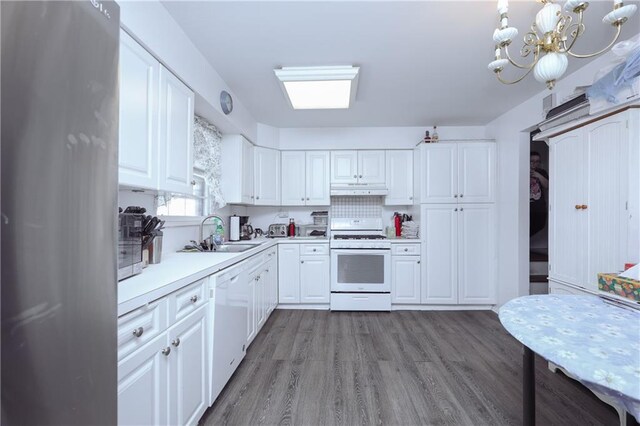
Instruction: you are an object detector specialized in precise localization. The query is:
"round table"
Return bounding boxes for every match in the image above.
[499,294,640,425]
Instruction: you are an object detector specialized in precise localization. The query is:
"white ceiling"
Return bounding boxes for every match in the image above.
[162,1,639,127]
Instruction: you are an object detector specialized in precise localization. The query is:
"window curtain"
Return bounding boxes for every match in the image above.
[193,115,226,210]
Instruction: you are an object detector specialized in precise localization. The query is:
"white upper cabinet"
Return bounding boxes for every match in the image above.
[417,142,495,203]
[306,151,330,206]
[221,135,255,205]
[241,138,254,204]
[358,151,386,184]
[385,150,414,205]
[118,30,159,190]
[281,151,330,206]
[118,32,196,195]
[254,147,280,205]
[331,151,358,184]
[158,67,195,194]
[457,143,496,203]
[331,151,385,185]
[281,151,306,205]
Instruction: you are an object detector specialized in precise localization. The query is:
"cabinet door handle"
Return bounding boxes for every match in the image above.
[301,198,305,201]
[306,197,310,201]
[454,208,458,212]
[313,248,317,252]
[191,180,196,186]
[161,347,171,356]
[359,175,363,178]
[454,194,458,198]
[409,196,413,200]
[190,295,199,303]
[460,208,464,212]
[353,175,357,178]
[404,248,408,252]
[460,194,463,198]
[417,260,421,264]
[132,327,144,338]
[256,196,260,200]
[172,338,180,347]
[300,260,304,264]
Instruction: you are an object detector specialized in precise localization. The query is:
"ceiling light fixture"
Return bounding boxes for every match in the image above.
[488,0,637,89]
[274,66,360,109]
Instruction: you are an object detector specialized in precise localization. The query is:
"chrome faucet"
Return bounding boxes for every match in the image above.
[200,214,225,250]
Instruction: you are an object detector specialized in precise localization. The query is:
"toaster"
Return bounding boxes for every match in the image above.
[268,223,288,238]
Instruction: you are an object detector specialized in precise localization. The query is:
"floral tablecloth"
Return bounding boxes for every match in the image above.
[499,295,640,421]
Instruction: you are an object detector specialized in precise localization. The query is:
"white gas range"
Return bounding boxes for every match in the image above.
[330,218,391,311]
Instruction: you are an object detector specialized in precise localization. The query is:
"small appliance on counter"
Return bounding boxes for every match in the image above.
[229,215,253,241]
[229,215,240,241]
[118,207,145,281]
[268,223,288,238]
[299,224,327,238]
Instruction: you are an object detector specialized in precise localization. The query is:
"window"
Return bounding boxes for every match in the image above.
[157,169,207,216]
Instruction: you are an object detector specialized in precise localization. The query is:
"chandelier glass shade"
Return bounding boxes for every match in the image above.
[488,0,638,89]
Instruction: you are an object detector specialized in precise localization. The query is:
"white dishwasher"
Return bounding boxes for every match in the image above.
[209,262,248,406]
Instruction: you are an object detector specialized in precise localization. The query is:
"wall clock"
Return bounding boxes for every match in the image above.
[220,90,233,115]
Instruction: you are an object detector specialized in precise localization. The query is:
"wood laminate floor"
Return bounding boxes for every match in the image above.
[200,310,618,426]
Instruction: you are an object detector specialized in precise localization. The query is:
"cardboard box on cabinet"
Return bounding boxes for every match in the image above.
[598,273,640,302]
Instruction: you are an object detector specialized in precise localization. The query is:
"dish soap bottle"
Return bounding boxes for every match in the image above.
[288,218,296,237]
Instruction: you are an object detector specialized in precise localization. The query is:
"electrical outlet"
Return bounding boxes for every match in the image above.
[277,210,288,218]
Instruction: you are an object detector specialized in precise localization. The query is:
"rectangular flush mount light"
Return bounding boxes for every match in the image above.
[274,66,359,109]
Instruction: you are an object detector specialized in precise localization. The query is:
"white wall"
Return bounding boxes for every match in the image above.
[256,123,280,149]
[485,48,631,307]
[279,126,487,150]
[118,0,258,142]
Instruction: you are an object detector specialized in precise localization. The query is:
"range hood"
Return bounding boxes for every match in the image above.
[330,183,388,196]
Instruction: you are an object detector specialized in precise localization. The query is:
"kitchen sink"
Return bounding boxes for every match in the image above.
[207,244,256,253]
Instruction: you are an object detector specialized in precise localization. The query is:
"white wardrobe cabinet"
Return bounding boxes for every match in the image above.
[415,142,495,204]
[549,109,637,292]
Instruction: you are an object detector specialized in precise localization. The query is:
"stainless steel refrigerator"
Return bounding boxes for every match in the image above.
[1,1,119,424]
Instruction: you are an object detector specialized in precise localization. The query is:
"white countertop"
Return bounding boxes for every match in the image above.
[388,238,421,243]
[117,237,330,316]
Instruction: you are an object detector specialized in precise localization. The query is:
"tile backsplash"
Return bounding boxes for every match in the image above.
[331,196,383,218]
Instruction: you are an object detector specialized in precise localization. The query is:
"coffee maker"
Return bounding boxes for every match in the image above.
[229,215,253,241]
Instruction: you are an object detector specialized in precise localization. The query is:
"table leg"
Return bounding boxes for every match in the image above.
[627,412,639,426]
[523,345,535,426]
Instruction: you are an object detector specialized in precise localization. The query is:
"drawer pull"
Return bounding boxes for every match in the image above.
[172,338,181,347]
[404,248,408,252]
[190,295,199,303]
[313,248,317,252]
[161,347,171,356]
[132,327,144,338]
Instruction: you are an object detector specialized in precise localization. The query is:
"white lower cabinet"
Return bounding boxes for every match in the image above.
[391,255,421,304]
[300,255,330,303]
[167,306,208,426]
[247,248,278,347]
[118,333,168,426]
[278,243,330,306]
[278,244,301,303]
[421,204,496,305]
[118,305,208,426]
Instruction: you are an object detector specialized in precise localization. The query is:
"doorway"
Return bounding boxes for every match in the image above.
[529,130,549,295]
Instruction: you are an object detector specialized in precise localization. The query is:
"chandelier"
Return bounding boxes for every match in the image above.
[488,0,637,89]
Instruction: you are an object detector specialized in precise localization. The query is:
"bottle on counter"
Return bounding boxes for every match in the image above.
[288,218,296,237]
[432,126,439,143]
